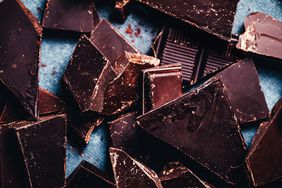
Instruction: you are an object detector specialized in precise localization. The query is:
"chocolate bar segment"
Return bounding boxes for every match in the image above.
[38,88,64,116]
[142,64,183,114]
[42,0,100,33]
[135,0,239,41]
[102,52,160,115]
[245,98,282,187]
[0,0,41,118]
[109,147,163,188]
[67,160,115,188]
[212,59,269,124]
[137,81,247,185]
[159,162,212,188]
[237,12,282,60]
[153,27,239,85]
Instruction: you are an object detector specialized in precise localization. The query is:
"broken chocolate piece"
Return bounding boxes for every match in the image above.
[134,0,239,41]
[237,12,282,60]
[0,0,42,118]
[42,0,100,33]
[245,98,282,187]
[153,27,240,85]
[137,80,247,185]
[159,162,212,188]
[38,88,64,116]
[109,147,163,188]
[212,59,269,124]
[102,52,160,115]
[1,114,67,187]
[67,160,115,188]
[142,64,183,114]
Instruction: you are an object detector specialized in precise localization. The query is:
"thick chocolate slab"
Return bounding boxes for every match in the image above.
[67,160,115,188]
[109,147,163,188]
[135,0,239,41]
[159,162,212,188]
[237,12,282,60]
[245,98,282,187]
[142,64,182,114]
[102,52,160,115]
[0,0,41,118]
[137,81,247,185]
[42,0,99,33]
[153,27,239,85]
[212,59,269,124]
[38,88,64,116]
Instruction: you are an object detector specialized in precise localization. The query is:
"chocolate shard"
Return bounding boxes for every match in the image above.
[0,0,42,118]
[0,114,67,188]
[142,63,183,114]
[134,0,239,41]
[38,88,64,116]
[159,162,212,188]
[137,80,247,185]
[237,12,282,60]
[153,27,240,85]
[42,0,100,33]
[102,51,160,115]
[67,160,115,188]
[212,59,269,125]
[109,147,163,188]
[245,98,282,187]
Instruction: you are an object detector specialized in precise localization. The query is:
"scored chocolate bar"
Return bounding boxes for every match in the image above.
[237,12,282,60]
[137,80,247,185]
[142,64,183,114]
[42,0,100,33]
[0,0,42,118]
[153,27,240,85]
[245,98,282,187]
[109,147,163,188]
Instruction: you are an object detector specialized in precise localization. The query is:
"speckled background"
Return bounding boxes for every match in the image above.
[21,0,282,177]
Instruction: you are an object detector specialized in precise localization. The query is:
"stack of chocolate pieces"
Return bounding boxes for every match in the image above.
[1,0,282,187]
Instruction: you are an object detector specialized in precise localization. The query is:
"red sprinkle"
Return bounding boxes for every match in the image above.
[134,27,141,37]
[125,25,133,35]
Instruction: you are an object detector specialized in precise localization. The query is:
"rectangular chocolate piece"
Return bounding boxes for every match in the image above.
[211,59,269,125]
[0,115,67,188]
[135,0,239,41]
[67,160,115,188]
[245,98,282,187]
[153,27,240,85]
[142,64,183,114]
[0,0,42,118]
[109,147,163,188]
[42,0,100,33]
[237,12,282,60]
[137,80,247,185]
[159,162,212,188]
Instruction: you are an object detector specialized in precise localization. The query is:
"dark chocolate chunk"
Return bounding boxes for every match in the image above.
[137,80,247,185]
[212,59,269,125]
[42,0,100,33]
[134,0,239,41]
[109,147,163,188]
[142,64,183,114]
[159,162,212,188]
[38,88,64,116]
[237,12,282,60]
[153,27,239,85]
[245,98,282,187]
[0,114,67,188]
[67,160,115,188]
[102,51,160,115]
[0,0,42,118]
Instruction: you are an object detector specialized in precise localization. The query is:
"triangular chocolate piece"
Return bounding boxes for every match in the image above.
[38,88,64,116]
[0,0,41,118]
[110,147,163,188]
[137,80,246,185]
[245,98,282,187]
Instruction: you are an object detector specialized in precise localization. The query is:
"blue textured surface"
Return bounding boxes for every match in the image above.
[21,0,282,177]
